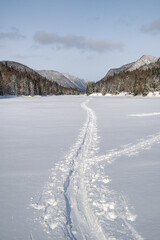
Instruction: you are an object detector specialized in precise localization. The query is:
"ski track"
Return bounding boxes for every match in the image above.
[129,112,160,117]
[30,99,160,240]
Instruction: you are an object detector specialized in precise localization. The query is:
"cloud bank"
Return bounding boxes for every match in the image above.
[0,28,26,40]
[141,18,160,34]
[34,32,123,53]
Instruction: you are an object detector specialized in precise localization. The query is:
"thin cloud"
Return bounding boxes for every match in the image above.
[33,32,124,53]
[12,53,40,59]
[141,18,160,34]
[0,28,26,40]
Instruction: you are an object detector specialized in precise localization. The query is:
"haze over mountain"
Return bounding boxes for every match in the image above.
[37,70,88,92]
[86,55,160,96]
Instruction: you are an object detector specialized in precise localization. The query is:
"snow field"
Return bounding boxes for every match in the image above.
[1,96,160,240]
[30,98,160,240]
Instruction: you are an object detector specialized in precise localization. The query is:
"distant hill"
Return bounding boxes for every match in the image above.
[86,55,160,96]
[37,70,88,92]
[105,55,158,78]
[0,61,79,96]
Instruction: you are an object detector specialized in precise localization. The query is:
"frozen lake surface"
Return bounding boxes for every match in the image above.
[0,95,160,240]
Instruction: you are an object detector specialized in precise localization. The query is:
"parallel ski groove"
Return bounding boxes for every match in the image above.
[30,99,160,240]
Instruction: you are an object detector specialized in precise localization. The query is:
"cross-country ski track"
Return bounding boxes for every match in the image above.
[31,98,160,240]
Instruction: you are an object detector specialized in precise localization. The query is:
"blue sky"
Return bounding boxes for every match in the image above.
[0,0,160,81]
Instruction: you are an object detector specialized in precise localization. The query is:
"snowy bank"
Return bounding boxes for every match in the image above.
[89,92,160,97]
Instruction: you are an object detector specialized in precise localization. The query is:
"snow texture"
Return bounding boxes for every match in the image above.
[0,96,160,240]
[129,112,160,117]
[89,91,160,98]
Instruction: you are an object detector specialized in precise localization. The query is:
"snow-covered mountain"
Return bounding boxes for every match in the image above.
[0,61,79,96]
[106,55,158,78]
[0,60,35,73]
[86,55,160,96]
[37,70,88,92]
[63,73,88,92]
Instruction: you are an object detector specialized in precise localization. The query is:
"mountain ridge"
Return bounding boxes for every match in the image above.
[86,55,160,96]
[0,61,79,96]
[37,70,88,92]
[105,55,158,78]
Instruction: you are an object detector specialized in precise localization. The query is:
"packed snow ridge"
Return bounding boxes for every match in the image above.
[31,98,160,240]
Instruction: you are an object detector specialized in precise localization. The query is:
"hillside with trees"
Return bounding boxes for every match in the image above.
[86,58,160,96]
[0,61,79,96]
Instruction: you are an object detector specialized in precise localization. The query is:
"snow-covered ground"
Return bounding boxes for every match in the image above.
[89,91,160,97]
[0,95,160,240]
